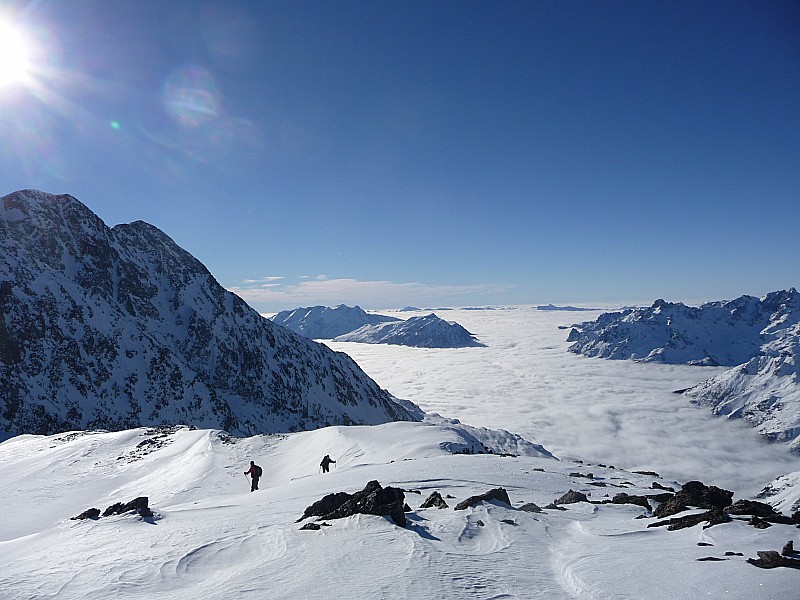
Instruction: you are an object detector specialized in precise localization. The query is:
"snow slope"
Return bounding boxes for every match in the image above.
[334,313,485,348]
[1,423,797,599]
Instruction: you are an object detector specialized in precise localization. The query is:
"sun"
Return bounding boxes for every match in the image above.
[0,19,31,86]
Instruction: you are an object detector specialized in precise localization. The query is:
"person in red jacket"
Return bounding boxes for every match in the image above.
[244,461,262,491]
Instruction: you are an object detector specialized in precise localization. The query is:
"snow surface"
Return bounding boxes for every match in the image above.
[325,307,800,496]
[2,423,798,599]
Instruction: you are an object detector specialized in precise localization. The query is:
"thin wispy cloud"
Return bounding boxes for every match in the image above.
[228,276,512,311]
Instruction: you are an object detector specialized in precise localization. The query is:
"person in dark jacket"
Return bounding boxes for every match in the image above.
[244,461,262,491]
[320,455,336,473]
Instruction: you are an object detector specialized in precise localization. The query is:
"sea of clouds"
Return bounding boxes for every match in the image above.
[325,306,800,496]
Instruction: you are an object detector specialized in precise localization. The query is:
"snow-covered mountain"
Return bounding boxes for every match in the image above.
[270,304,400,339]
[334,313,485,348]
[684,323,800,451]
[2,422,797,599]
[0,190,419,436]
[567,289,800,366]
[566,290,800,450]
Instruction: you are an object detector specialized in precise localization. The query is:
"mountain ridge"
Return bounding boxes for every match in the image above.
[0,190,419,436]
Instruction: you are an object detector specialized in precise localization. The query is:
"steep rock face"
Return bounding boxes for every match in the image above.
[567,290,800,366]
[270,304,399,339]
[684,324,800,451]
[333,313,485,348]
[0,190,420,436]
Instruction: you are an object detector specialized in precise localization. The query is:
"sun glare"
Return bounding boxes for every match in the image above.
[0,19,31,86]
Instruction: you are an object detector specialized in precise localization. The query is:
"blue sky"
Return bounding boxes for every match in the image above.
[1,1,798,311]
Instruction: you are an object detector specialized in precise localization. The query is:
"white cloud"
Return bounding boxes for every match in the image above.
[228,276,512,311]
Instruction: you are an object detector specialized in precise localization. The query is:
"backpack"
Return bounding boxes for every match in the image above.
[254,465,263,478]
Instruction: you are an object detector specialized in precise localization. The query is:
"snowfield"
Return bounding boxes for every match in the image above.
[1,423,798,600]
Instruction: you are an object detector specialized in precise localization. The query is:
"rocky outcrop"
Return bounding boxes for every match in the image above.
[298,480,407,527]
[554,490,589,506]
[0,190,420,436]
[747,550,800,569]
[420,491,448,509]
[454,488,511,510]
[71,496,153,520]
[653,481,733,518]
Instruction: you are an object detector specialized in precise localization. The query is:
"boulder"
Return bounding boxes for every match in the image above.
[606,493,651,510]
[725,499,780,518]
[747,550,800,569]
[782,540,795,556]
[519,502,543,513]
[554,490,589,505]
[298,480,407,527]
[102,497,153,518]
[71,507,100,520]
[454,488,511,510]
[653,481,733,518]
[648,509,730,531]
[420,491,448,509]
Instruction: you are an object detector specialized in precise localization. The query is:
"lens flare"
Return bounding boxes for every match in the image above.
[0,19,31,86]
[162,65,221,127]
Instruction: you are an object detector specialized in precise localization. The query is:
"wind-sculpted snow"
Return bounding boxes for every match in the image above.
[567,289,800,366]
[334,313,485,348]
[0,423,797,599]
[0,190,419,436]
[270,304,400,339]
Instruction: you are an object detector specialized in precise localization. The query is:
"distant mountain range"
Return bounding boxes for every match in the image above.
[272,305,484,348]
[567,290,800,450]
[270,304,400,339]
[0,190,420,436]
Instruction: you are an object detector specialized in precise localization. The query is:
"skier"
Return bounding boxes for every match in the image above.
[244,460,262,491]
[320,454,336,473]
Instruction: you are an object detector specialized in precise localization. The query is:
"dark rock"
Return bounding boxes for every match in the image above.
[476,519,484,527]
[653,481,733,518]
[298,480,407,527]
[652,482,675,493]
[420,491,448,509]
[782,541,794,556]
[403,503,412,512]
[725,499,780,518]
[544,503,567,511]
[554,490,589,505]
[648,509,730,531]
[300,522,321,530]
[569,472,594,479]
[792,511,800,524]
[519,502,543,513]
[501,519,517,525]
[71,507,101,520]
[697,542,713,547]
[647,492,676,504]
[724,552,744,556]
[747,550,800,569]
[607,493,651,510]
[749,515,772,529]
[102,496,153,518]
[454,488,511,510]
[697,556,726,561]
[633,470,660,477]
